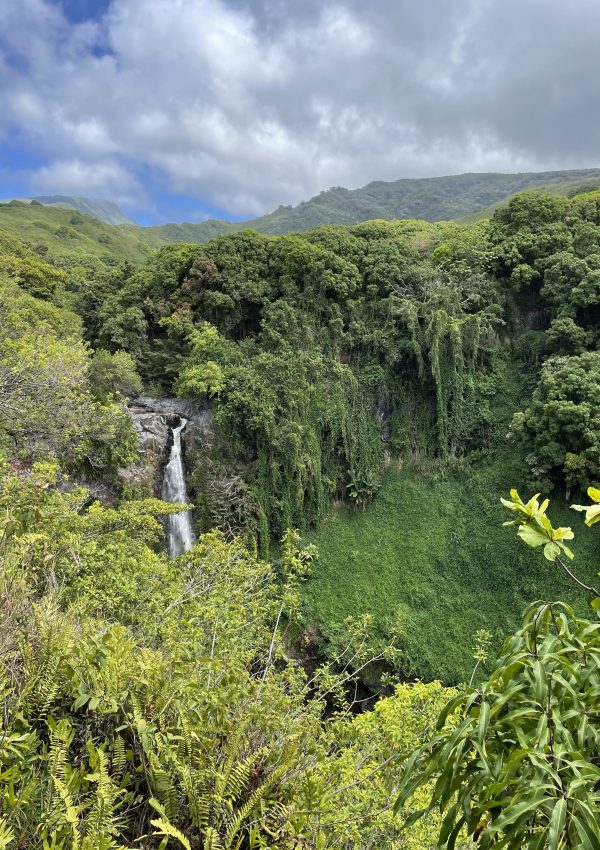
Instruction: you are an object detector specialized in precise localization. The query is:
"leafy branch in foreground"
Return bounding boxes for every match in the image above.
[395,486,600,849]
[395,602,600,849]
[501,488,600,605]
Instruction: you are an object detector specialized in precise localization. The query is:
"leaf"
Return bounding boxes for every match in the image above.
[572,811,600,847]
[584,504,600,526]
[557,542,574,560]
[547,797,567,850]
[401,808,429,830]
[587,486,600,502]
[151,818,191,850]
[490,791,549,832]
[477,701,490,746]
[544,542,560,561]
[518,523,548,548]
[552,526,574,541]
[72,694,90,711]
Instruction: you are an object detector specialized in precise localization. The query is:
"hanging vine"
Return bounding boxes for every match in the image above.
[398,298,487,457]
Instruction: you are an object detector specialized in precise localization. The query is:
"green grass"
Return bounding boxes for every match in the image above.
[301,455,599,685]
[0,202,153,266]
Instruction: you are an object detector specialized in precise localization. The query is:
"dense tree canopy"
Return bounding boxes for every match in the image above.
[2,187,600,848]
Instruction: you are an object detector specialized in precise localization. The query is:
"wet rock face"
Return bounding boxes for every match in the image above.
[125,398,215,498]
[131,397,214,447]
[129,408,171,460]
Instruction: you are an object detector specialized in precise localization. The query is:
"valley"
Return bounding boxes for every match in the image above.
[2,180,600,848]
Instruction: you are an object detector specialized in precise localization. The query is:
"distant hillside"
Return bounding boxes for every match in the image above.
[142,218,235,246]
[3,169,600,263]
[0,195,134,225]
[248,168,600,232]
[140,168,600,244]
[0,200,151,265]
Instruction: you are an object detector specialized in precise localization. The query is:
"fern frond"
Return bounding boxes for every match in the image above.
[222,761,286,850]
[203,826,223,850]
[111,735,126,777]
[0,816,14,849]
[148,752,179,821]
[150,817,191,850]
[84,745,124,848]
[51,774,81,850]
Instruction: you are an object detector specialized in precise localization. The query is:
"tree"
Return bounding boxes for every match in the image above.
[512,351,600,493]
[87,349,143,402]
[0,278,138,472]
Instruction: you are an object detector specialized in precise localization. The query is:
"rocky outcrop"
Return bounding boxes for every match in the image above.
[124,397,215,497]
[129,408,172,460]
[132,397,214,452]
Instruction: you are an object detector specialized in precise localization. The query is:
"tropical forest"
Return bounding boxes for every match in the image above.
[0,173,598,850]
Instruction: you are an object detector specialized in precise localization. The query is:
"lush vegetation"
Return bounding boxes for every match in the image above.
[6,168,600,262]
[0,202,153,266]
[400,490,600,848]
[2,184,600,847]
[247,168,600,233]
[302,461,594,683]
[0,196,134,225]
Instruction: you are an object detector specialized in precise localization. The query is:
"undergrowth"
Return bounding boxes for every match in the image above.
[302,451,596,684]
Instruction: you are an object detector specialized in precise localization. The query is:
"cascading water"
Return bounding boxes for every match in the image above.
[161,417,195,557]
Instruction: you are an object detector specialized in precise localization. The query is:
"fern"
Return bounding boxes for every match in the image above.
[202,826,223,850]
[150,817,191,850]
[50,774,82,850]
[148,751,180,821]
[0,817,14,849]
[84,744,124,849]
[111,735,126,778]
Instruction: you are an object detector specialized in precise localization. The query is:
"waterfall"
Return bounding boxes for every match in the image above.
[161,417,195,557]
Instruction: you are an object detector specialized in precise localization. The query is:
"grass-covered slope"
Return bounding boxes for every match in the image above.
[302,456,597,685]
[0,195,135,224]
[0,201,152,265]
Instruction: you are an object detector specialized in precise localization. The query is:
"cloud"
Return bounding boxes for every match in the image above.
[35,159,143,205]
[0,0,599,217]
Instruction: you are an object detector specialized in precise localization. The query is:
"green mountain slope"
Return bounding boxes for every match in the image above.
[4,169,600,257]
[137,168,600,244]
[0,195,134,225]
[0,200,152,265]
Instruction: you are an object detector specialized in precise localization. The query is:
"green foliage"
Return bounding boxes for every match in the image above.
[0,203,153,265]
[302,455,592,684]
[501,489,575,562]
[87,349,143,403]
[316,680,455,850]
[400,485,600,849]
[0,460,448,850]
[397,602,600,849]
[511,352,600,492]
[0,278,138,474]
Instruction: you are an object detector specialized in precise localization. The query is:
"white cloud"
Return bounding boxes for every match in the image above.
[35,159,143,206]
[1,0,599,217]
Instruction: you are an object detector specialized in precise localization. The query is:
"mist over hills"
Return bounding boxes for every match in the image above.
[0,195,134,225]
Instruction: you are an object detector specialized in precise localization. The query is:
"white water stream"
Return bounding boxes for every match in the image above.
[161,418,195,557]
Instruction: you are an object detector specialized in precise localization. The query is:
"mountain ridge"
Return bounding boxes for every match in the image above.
[0,195,135,225]
[5,168,600,233]
[2,168,600,264]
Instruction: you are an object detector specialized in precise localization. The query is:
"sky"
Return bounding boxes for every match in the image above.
[0,0,599,224]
